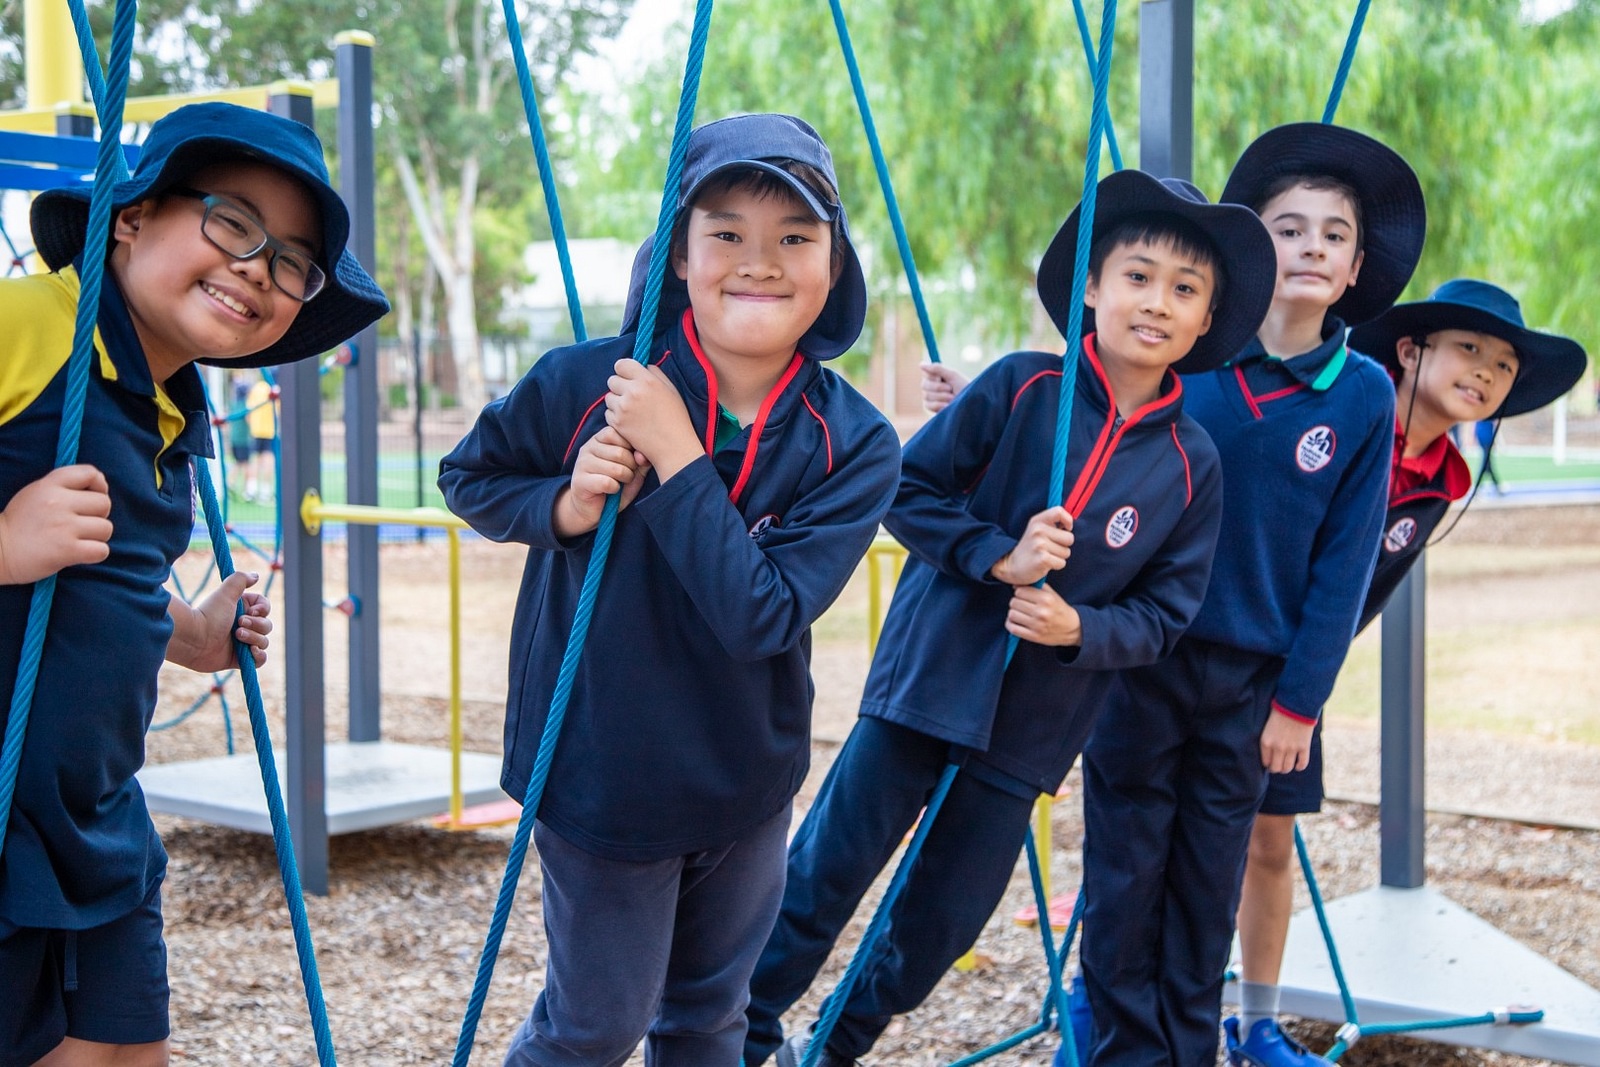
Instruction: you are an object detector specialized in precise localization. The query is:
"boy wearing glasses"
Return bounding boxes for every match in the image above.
[0,102,387,1066]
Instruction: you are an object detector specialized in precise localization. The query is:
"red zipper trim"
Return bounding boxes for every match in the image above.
[682,308,806,506]
[1065,336,1182,515]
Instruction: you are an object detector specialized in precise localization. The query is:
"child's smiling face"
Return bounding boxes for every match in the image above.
[673,182,839,373]
[1401,329,1520,424]
[1259,183,1364,314]
[112,160,318,381]
[1085,236,1216,374]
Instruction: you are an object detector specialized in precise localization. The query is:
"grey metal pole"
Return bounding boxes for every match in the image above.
[1379,563,1427,888]
[336,31,382,744]
[268,85,329,895]
[1139,0,1195,181]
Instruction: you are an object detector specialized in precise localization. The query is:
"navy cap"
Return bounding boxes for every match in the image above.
[621,113,867,361]
[31,101,389,368]
[1037,169,1277,374]
[1221,122,1426,327]
[1349,279,1587,419]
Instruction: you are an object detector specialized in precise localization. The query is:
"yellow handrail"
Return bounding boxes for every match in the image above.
[299,490,506,831]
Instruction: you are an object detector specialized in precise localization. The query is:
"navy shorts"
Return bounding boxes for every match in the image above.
[1258,717,1324,816]
[0,879,169,1066]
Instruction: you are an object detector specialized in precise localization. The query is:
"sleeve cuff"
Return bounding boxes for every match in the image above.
[1271,698,1319,725]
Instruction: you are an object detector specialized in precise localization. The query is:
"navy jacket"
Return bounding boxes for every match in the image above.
[1183,323,1394,722]
[860,340,1224,794]
[438,310,900,861]
[0,269,207,929]
[1358,431,1470,634]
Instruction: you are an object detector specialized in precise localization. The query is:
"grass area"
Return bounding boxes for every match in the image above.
[1487,450,1600,484]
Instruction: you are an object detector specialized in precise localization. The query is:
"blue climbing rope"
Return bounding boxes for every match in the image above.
[192,450,339,1065]
[449,3,716,1063]
[1069,0,1123,172]
[805,5,1119,1064]
[1292,821,1544,1062]
[0,0,136,858]
[1322,0,1372,124]
[826,0,940,364]
[499,0,587,344]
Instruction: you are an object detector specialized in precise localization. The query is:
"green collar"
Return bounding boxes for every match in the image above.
[1309,344,1348,391]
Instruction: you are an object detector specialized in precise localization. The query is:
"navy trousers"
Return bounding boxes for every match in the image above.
[744,717,1036,1064]
[1080,637,1282,1067]
[504,809,789,1067]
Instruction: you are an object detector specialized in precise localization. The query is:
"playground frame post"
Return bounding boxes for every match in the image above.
[336,32,383,745]
[1140,0,1196,182]
[271,84,332,896]
[1379,565,1427,888]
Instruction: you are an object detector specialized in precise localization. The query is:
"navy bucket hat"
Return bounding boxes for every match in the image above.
[1037,169,1277,374]
[1348,279,1588,419]
[620,113,868,361]
[1221,122,1426,327]
[31,101,389,368]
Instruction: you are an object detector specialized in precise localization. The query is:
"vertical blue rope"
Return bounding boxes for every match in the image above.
[809,8,1118,1062]
[1322,0,1372,124]
[67,0,131,186]
[500,0,587,343]
[803,763,960,1067]
[1002,0,1118,668]
[826,0,940,364]
[1070,0,1123,172]
[193,455,339,1065]
[449,4,715,1063]
[0,0,137,859]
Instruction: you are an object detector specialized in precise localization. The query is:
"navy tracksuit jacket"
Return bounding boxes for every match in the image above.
[745,337,1223,1063]
[0,270,206,932]
[1360,431,1470,633]
[437,309,900,862]
[1082,322,1395,1067]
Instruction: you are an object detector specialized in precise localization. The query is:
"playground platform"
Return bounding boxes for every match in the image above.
[139,740,508,835]
[1227,885,1600,1066]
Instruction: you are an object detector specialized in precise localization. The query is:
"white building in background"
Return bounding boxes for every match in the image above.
[497,237,637,383]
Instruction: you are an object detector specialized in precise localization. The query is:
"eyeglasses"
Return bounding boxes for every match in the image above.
[170,187,326,303]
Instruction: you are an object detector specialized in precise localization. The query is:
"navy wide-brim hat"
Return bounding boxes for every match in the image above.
[620,113,867,361]
[1036,169,1277,374]
[1348,278,1588,419]
[31,101,389,369]
[1221,122,1426,327]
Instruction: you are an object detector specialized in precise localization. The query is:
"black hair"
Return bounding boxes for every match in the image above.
[1087,213,1226,310]
[1252,172,1364,253]
[670,160,845,271]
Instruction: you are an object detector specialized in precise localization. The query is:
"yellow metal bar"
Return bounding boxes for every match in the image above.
[24,0,83,112]
[449,527,464,826]
[301,491,470,535]
[866,535,906,655]
[0,80,341,133]
[297,490,488,830]
[1034,793,1053,903]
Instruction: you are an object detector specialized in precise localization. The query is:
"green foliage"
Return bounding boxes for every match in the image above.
[565,0,1599,375]
[4,1,1598,372]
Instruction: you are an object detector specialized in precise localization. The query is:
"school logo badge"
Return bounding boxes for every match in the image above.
[1384,517,1418,553]
[749,514,779,541]
[1296,426,1336,472]
[1105,505,1138,549]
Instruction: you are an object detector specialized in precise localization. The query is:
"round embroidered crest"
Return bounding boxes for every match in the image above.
[1384,517,1418,553]
[748,514,778,540]
[1296,426,1336,472]
[1105,505,1139,549]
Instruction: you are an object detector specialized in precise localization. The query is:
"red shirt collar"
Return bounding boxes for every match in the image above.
[1391,419,1472,502]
